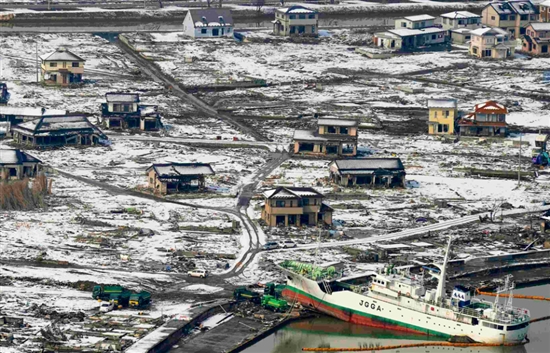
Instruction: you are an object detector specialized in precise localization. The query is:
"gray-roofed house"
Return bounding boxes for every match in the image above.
[522,22,550,54]
[293,118,359,157]
[0,149,42,180]
[261,186,333,227]
[481,0,539,38]
[40,48,85,86]
[11,115,107,147]
[541,0,550,22]
[0,107,68,134]
[329,158,406,188]
[146,163,215,195]
[101,93,162,131]
[182,9,234,39]
[469,27,515,59]
[374,14,446,50]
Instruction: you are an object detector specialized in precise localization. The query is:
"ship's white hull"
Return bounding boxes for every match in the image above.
[281,271,529,344]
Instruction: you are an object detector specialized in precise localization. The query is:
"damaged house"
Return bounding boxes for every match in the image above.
[293,118,358,157]
[0,83,9,105]
[182,9,234,39]
[0,149,41,180]
[457,101,508,137]
[374,15,447,51]
[261,187,333,227]
[0,107,67,135]
[147,163,215,195]
[11,115,107,147]
[329,158,406,188]
[101,93,162,131]
[40,48,85,86]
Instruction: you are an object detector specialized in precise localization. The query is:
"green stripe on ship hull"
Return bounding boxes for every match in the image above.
[285,285,452,339]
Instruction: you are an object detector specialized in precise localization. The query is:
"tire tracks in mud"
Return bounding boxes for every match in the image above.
[53,150,289,280]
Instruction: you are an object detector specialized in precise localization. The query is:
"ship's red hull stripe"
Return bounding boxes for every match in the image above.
[282,288,428,336]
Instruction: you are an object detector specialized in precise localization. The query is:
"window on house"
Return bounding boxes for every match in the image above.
[275,200,285,207]
[491,16,496,20]
[445,110,449,117]
[472,47,478,54]
[49,62,57,67]
[150,178,153,183]
[327,126,336,133]
[340,127,348,134]
[123,104,130,112]
[543,45,548,53]
[299,14,306,20]
[509,15,515,21]
[533,44,537,49]
[308,14,315,19]
[312,26,315,33]
[72,62,79,68]
[531,15,537,21]
[521,15,528,21]
[201,28,207,34]
[401,22,407,27]
[302,198,309,206]
[500,15,508,21]
[290,26,296,34]
[290,15,296,20]
[432,34,436,39]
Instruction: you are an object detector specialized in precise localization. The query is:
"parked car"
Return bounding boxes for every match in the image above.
[188,269,209,278]
[282,239,297,248]
[262,242,279,250]
[99,301,115,313]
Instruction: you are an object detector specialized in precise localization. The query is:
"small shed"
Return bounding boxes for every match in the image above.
[0,149,41,180]
[329,158,406,187]
[146,163,215,195]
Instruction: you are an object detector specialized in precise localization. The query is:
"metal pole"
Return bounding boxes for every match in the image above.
[518,132,522,186]
[36,42,39,83]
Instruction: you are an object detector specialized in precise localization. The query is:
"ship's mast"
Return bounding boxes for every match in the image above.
[434,236,452,304]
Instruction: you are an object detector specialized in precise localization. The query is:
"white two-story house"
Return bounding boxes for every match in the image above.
[272,6,318,36]
[182,9,234,39]
[440,11,482,44]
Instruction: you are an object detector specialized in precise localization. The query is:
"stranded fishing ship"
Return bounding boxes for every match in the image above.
[278,238,530,344]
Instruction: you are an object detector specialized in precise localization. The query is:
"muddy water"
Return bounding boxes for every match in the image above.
[241,284,550,353]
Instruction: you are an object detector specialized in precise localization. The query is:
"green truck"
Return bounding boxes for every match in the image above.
[129,291,152,309]
[92,285,147,309]
[264,283,286,299]
[261,295,289,312]
[233,287,261,303]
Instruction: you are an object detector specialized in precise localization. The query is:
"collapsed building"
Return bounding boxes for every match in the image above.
[261,186,333,227]
[146,163,215,195]
[0,149,41,180]
[11,115,107,147]
[329,158,406,187]
[293,118,358,157]
[101,93,162,131]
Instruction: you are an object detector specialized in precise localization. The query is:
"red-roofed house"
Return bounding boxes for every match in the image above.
[457,101,508,137]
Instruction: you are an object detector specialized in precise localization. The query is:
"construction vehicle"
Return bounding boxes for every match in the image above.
[264,282,286,299]
[233,287,261,303]
[129,291,152,309]
[261,294,289,312]
[92,285,133,309]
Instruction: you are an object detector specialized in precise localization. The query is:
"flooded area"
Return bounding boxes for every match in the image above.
[241,284,550,353]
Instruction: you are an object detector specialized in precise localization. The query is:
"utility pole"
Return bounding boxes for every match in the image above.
[518,131,522,187]
[35,42,39,83]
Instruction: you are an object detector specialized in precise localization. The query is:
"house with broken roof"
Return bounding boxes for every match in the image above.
[40,48,85,86]
[182,9,234,39]
[101,93,162,131]
[482,0,539,38]
[0,107,67,127]
[457,101,508,137]
[0,83,9,105]
[146,163,215,195]
[439,11,482,44]
[329,158,406,188]
[469,27,516,59]
[293,118,358,157]
[522,22,550,54]
[374,14,447,50]
[261,186,333,227]
[272,6,318,36]
[0,149,41,181]
[11,115,107,147]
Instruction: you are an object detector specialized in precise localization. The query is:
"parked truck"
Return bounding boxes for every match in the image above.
[264,283,286,299]
[129,291,152,309]
[233,287,261,303]
[261,295,289,312]
[92,285,133,309]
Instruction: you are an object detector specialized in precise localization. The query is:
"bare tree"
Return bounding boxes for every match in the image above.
[255,0,265,13]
